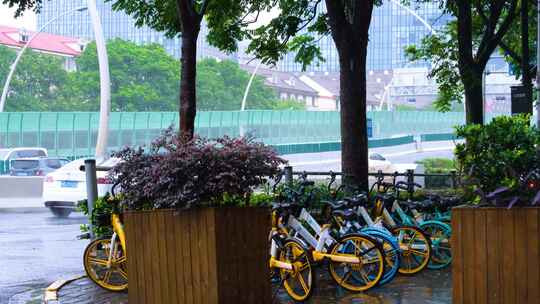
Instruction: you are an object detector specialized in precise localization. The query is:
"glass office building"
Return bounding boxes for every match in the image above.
[278,1,451,72]
[37,0,233,60]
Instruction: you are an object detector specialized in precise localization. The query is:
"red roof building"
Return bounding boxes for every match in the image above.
[0,25,84,57]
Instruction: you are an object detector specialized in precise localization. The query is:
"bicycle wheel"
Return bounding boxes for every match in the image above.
[420,221,452,269]
[328,234,385,292]
[360,227,400,285]
[391,226,432,275]
[83,238,128,291]
[278,239,314,302]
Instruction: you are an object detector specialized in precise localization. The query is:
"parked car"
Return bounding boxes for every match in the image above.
[9,157,70,176]
[0,148,48,175]
[43,158,120,218]
[368,153,392,173]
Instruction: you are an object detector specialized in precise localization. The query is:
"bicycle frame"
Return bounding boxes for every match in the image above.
[107,213,127,266]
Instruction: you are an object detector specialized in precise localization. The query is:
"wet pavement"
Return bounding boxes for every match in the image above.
[0,207,451,304]
[0,208,88,304]
[274,268,451,303]
[48,267,450,304]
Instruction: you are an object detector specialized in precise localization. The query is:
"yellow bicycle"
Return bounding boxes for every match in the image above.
[83,189,128,291]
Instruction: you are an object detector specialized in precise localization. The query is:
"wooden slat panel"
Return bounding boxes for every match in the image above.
[486,209,501,304]
[501,209,516,304]
[256,208,272,304]
[452,208,464,304]
[182,210,194,304]
[149,212,163,304]
[205,208,219,304]
[156,212,171,303]
[134,213,147,304]
[125,212,139,304]
[514,209,528,304]
[198,209,209,304]
[462,208,476,304]
[215,209,233,303]
[190,209,202,304]
[237,208,249,303]
[163,212,178,304]
[143,213,155,303]
[173,210,187,304]
[527,209,540,303]
[126,208,271,304]
[474,209,487,304]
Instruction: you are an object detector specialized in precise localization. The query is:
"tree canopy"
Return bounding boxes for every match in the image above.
[0,41,299,112]
[0,46,68,111]
[406,0,533,123]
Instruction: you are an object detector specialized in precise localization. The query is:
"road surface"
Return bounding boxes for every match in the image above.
[283,141,455,172]
[0,208,87,304]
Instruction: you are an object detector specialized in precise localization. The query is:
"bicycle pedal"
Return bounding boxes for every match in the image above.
[77,232,91,240]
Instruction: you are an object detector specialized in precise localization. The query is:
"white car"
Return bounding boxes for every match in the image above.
[42,158,120,217]
[369,153,392,173]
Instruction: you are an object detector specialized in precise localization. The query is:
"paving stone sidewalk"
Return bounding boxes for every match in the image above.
[54,278,127,304]
[52,268,451,304]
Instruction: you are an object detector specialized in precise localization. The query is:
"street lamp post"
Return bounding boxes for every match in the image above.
[87,0,111,159]
[0,6,88,112]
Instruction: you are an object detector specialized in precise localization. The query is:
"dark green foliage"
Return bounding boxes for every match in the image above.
[64,39,180,112]
[0,46,68,111]
[455,115,540,194]
[77,194,119,238]
[0,41,290,111]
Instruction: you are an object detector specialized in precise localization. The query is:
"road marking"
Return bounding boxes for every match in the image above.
[289,146,455,167]
[43,274,86,303]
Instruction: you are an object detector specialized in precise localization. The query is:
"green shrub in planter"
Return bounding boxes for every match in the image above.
[77,194,120,238]
[455,115,540,206]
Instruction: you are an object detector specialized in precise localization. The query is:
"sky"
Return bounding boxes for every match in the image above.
[0,4,274,33]
[0,4,37,30]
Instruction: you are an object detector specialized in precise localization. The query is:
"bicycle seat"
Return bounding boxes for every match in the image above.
[372,193,395,208]
[300,181,315,187]
[406,200,434,212]
[322,200,351,211]
[343,195,369,208]
[439,197,461,210]
[332,209,357,221]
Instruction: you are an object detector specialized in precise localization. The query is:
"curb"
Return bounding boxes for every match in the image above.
[43,275,86,304]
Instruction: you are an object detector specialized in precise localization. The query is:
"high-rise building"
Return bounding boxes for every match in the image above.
[37,0,233,60]
[277,1,451,72]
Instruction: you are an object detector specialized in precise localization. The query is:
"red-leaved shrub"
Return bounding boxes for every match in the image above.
[111,129,286,210]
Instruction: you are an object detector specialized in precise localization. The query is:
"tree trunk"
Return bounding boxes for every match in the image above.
[179,32,198,138]
[339,42,369,190]
[456,1,484,125]
[324,0,374,191]
[521,0,533,111]
[463,73,484,125]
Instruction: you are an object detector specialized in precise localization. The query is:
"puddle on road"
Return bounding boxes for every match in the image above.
[274,268,451,304]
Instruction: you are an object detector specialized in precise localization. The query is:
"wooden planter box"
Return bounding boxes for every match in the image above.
[452,207,540,304]
[124,207,271,304]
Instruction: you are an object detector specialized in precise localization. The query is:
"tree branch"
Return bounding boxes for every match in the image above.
[198,0,210,20]
[477,0,519,66]
[475,0,505,61]
[325,0,348,49]
[499,40,522,64]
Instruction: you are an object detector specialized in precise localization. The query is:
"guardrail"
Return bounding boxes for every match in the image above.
[281,166,459,191]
